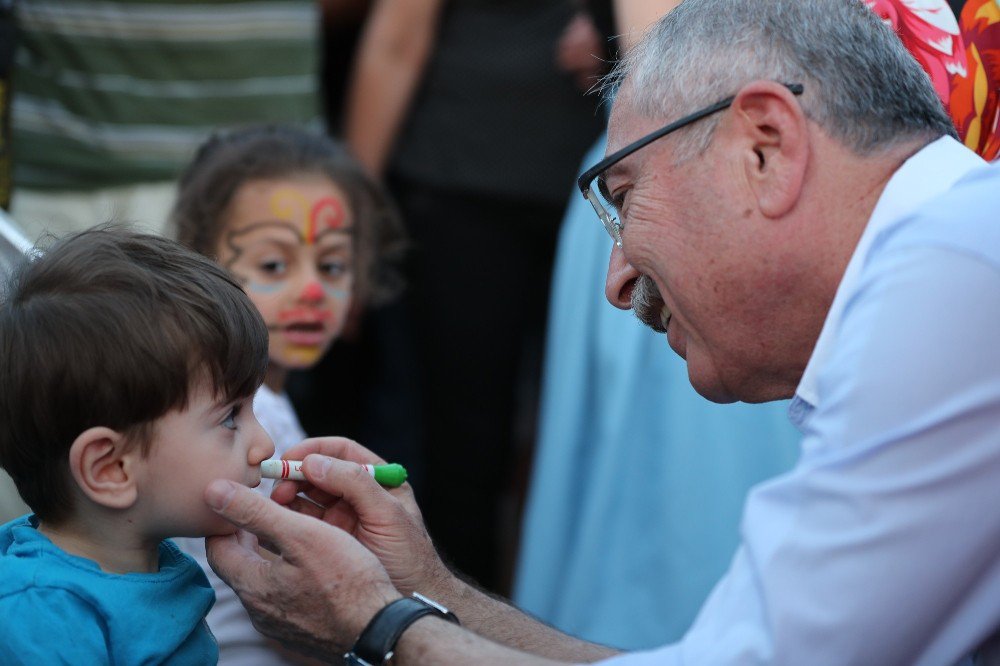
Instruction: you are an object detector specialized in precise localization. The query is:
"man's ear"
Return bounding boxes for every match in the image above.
[68,427,139,510]
[730,81,809,219]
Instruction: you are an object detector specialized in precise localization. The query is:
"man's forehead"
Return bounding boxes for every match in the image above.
[604,92,667,180]
[606,86,639,156]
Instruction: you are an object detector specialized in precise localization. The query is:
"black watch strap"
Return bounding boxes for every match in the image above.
[344,592,460,666]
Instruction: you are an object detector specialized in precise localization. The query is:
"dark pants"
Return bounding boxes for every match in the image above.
[393,178,563,593]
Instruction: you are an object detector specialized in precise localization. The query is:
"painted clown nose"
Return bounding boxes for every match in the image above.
[301,280,325,302]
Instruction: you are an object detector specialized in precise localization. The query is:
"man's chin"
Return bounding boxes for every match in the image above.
[689,372,740,404]
[682,348,740,404]
[666,322,685,359]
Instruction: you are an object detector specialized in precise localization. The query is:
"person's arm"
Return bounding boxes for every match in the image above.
[410,568,616,661]
[206,439,617,663]
[344,0,444,175]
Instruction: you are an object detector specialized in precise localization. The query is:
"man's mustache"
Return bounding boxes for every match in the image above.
[631,274,667,333]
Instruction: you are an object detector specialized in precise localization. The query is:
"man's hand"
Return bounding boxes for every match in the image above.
[204,479,402,657]
[269,437,455,598]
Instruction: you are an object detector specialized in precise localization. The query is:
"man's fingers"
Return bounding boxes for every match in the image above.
[283,436,386,467]
[300,455,396,525]
[205,531,269,592]
[269,479,339,507]
[205,479,312,561]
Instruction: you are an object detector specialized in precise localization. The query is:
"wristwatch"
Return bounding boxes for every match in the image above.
[344,592,460,665]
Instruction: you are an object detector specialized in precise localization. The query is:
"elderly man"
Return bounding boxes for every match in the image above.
[200,0,1000,664]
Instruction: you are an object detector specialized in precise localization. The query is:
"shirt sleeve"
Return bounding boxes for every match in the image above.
[0,587,110,663]
[597,245,1000,665]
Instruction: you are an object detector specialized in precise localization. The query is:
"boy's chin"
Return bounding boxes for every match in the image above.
[194,513,239,538]
[205,521,239,537]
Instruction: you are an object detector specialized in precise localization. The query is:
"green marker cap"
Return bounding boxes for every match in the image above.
[373,463,408,487]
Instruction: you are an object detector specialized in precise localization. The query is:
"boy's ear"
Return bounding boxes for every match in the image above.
[68,427,139,510]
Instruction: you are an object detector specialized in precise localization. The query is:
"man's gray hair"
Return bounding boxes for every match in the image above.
[610,0,958,156]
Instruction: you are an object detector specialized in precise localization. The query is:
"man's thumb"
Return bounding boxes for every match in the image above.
[206,479,288,544]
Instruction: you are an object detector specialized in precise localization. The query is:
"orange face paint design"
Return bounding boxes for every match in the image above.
[268,189,346,245]
[308,197,346,241]
[268,188,310,231]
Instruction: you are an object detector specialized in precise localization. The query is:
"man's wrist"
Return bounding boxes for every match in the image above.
[344,592,460,665]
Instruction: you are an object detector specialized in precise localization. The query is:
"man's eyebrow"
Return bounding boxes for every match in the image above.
[603,161,630,185]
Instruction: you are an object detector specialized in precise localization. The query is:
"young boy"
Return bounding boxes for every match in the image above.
[0,227,275,664]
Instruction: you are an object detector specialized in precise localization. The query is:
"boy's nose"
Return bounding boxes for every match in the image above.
[249,421,275,465]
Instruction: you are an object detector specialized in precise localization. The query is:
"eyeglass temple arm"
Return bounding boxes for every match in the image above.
[577,82,804,195]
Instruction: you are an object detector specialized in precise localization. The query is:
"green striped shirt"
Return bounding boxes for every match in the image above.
[12,0,320,190]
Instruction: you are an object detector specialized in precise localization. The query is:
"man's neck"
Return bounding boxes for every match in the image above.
[770,134,932,397]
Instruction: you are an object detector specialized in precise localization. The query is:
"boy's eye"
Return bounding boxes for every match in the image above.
[259,259,287,275]
[222,404,241,430]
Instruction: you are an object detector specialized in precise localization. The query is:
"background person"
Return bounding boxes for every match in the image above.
[344,0,605,593]
[0,210,28,524]
[170,124,403,665]
[8,0,321,242]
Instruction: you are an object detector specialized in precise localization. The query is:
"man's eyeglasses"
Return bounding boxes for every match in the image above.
[577,83,804,247]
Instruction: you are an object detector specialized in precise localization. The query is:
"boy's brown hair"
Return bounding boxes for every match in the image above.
[171,124,405,306]
[0,226,268,524]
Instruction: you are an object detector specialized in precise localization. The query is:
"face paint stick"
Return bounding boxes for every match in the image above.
[260,459,305,480]
[259,460,408,487]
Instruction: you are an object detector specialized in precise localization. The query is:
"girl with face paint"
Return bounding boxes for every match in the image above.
[170,125,404,665]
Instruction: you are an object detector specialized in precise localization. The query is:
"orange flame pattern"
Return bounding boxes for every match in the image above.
[867,0,999,161]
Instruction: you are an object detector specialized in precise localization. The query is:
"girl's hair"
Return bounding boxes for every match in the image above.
[171,124,405,305]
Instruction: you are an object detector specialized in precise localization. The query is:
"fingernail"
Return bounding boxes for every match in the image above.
[304,454,333,480]
[205,479,237,510]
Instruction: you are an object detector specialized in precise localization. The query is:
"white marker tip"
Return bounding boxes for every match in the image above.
[260,459,305,481]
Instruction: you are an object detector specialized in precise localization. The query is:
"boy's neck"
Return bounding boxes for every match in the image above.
[37,517,161,574]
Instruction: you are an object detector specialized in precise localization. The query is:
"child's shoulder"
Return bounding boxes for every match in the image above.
[0,519,111,662]
[0,514,104,601]
[0,520,218,663]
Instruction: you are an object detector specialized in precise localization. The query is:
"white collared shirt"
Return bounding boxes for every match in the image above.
[598,138,1000,665]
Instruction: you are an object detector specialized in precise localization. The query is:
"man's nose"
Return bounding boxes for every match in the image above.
[605,244,640,310]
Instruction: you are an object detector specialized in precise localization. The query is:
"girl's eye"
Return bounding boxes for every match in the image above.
[259,259,287,275]
[320,260,350,278]
[222,404,241,430]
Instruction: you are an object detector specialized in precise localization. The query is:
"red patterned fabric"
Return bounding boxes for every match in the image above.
[866,0,1000,160]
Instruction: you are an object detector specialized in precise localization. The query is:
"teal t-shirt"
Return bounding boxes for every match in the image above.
[0,514,218,664]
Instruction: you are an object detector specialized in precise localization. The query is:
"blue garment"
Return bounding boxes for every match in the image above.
[598,141,1000,664]
[0,514,218,665]
[513,137,800,650]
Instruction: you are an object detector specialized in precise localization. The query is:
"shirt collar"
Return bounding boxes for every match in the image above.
[793,136,985,412]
